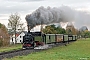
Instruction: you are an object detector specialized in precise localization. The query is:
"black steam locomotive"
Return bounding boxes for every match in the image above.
[23,32,34,49]
[23,32,44,49]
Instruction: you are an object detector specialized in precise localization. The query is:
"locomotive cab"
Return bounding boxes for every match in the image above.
[22,32,44,49]
[23,33,34,49]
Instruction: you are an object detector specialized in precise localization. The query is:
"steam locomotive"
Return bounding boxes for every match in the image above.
[23,32,44,49]
[22,31,77,49]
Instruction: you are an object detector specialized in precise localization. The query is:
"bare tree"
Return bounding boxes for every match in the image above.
[8,13,23,44]
[18,23,25,32]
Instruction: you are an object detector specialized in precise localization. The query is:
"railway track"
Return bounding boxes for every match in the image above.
[0,49,43,60]
[0,42,71,60]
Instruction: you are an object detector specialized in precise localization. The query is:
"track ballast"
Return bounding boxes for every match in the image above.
[0,42,70,60]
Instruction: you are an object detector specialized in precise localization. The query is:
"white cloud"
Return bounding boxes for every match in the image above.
[0,0,90,30]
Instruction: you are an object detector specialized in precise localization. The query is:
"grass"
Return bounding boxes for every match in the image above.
[0,44,22,53]
[4,38,90,60]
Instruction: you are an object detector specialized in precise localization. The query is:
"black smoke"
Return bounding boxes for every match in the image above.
[25,6,90,30]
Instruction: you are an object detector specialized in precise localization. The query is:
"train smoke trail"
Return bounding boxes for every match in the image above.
[25,6,75,29]
[25,6,90,30]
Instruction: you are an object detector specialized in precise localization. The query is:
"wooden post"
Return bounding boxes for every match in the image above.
[63,35,64,43]
[68,35,69,44]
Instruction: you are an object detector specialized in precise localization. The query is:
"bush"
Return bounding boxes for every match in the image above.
[2,39,10,46]
[0,23,2,28]
[0,39,3,47]
[0,23,10,47]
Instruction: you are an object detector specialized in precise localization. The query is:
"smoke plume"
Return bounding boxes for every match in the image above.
[25,6,90,30]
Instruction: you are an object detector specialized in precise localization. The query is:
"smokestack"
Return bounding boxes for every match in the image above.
[27,24,30,33]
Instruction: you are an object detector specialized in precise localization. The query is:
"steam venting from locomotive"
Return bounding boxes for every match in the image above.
[25,6,90,30]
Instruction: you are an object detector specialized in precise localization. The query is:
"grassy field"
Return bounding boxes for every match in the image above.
[0,44,22,53]
[4,38,90,60]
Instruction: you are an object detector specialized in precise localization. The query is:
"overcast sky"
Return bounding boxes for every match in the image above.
[0,0,90,30]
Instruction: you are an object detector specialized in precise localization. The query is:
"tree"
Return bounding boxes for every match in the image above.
[18,23,25,32]
[0,23,10,46]
[43,25,57,34]
[42,24,66,34]
[56,27,66,34]
[66,24,78,35]
[0,23,2,28]
[82,30,90,38]
[8,13,23,44]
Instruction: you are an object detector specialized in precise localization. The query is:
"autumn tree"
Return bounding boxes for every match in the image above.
[43,25,57,34]
[42,24,66,34]
[8,13,24,44]
[0,23,2,28]
[80,30,90,38]
[0,23,10,46]
[66,23,78,35]
[84,30,90,38]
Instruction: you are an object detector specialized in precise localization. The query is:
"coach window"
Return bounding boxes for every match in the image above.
[49,35,51,40]
[20,36,21,38]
